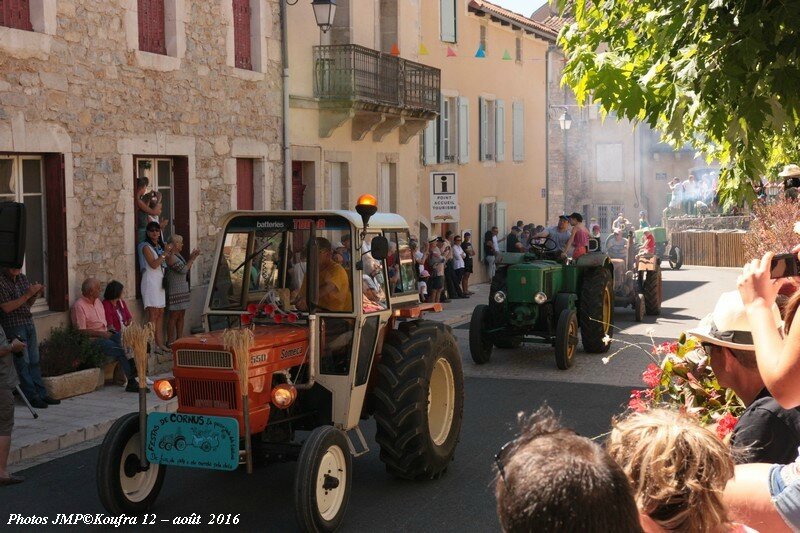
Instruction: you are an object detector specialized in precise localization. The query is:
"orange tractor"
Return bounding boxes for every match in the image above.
[96,197,463,531]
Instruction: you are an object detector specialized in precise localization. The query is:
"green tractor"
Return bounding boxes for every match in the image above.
[634,227,682,270]
[469,239,614,370]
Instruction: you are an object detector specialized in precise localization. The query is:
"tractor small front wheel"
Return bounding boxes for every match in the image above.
[469,305,493,364]
[554,309,578,370]
[669,246,683,270]
[294,426,352,532]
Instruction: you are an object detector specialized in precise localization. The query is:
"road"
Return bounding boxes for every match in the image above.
[4,265,741,532]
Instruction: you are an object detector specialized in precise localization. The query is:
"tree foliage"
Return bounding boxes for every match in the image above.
[558,0,800,205]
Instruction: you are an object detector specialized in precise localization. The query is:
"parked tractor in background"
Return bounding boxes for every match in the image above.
[608,231,662,321]
[96,197,464,532]
[635,227,682,270]
[469,239,614,370]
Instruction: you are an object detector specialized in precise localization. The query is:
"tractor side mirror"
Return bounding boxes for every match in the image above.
[369,236,389,261]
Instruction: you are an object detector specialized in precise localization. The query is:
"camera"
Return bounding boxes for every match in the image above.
[770,253,800,279]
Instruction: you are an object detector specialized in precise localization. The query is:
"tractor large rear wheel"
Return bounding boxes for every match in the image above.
[373,321,464,480]
[644,267,662,315]
[579,268,614,353]
[554,309,578,370]
[469,305,493,364]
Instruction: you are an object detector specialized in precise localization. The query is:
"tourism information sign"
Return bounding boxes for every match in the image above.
[430,172,460,223]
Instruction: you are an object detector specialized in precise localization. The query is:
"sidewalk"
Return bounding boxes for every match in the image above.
[8,283,484,471]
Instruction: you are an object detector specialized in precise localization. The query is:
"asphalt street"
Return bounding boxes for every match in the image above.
[3,265,742,532]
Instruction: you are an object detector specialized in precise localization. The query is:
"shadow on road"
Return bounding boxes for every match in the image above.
[662,279,708,300]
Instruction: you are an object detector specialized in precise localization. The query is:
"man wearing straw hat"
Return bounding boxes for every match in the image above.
[779,164,800,198]
[687,291,800,464]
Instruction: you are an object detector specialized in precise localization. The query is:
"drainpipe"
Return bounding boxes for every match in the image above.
[281,0,292,210]
[545,44,556,224]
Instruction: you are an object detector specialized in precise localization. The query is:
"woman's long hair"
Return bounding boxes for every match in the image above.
[144,221,164,248]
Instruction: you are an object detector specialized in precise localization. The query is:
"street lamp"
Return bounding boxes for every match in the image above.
[311,0,337,33]
[558,111,572,131]
[555,108,572,213]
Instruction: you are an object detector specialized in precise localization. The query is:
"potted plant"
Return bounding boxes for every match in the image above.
[40,327,105,400]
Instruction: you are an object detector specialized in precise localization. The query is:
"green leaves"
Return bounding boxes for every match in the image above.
[557,0,800,204]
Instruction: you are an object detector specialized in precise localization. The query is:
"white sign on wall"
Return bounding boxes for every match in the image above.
[430,172,460,223]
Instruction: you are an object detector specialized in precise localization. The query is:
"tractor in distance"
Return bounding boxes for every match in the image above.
[96,196,464,532]
[606,229,663,321]
[469,238,614,370]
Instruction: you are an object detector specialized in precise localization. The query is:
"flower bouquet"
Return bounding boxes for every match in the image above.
[606,331,746,439]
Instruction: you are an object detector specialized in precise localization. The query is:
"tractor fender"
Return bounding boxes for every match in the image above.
[574,252,611,269]
[554,293,577,318]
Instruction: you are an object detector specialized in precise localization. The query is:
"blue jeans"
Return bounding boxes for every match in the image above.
[7,323,47,401]
[769,463,800,530]
[94,331,135,380]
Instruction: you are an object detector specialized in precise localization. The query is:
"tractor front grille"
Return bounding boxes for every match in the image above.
[175,349,233,369]
[543,273,553,297]
[178,378,238,411]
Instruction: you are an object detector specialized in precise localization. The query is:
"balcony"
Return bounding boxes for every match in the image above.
[312,44,441,141]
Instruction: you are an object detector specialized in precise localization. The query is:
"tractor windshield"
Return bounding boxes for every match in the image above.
[208,215,354,329]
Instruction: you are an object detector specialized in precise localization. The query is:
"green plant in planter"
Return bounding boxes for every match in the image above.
[40,327,104,378]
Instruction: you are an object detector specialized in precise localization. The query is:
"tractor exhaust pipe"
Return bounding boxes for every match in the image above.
[297,226,318,390]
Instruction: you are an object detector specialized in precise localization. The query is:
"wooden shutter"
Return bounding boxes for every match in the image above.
[439,0,455,43]
[513,101,525,162]
[1,0,33,31]
[479,97,487,161]
[138,0,166,55]
[233,0,252,70]
[438,95,447,163]
[43,154,68,312]
[236,158,254,210]
[172,157,190,255]
[496,99,505,162]
[423,119,437,166]
[457,96,470,164]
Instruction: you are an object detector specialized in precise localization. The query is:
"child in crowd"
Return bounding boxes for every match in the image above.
[418,268,429,303]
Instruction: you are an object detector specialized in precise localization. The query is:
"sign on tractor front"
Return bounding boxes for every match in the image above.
[430,172,460,223]
[146,413,239,471]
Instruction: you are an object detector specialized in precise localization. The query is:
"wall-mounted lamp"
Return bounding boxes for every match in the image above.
[311,0,337,33]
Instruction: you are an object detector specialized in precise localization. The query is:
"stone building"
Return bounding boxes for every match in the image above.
[532,3,719,233]
[0,0,284,334]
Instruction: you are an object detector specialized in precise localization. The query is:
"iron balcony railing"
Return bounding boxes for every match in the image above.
[313,44,440,114]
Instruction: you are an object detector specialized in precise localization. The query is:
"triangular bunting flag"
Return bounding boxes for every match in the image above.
[446,46,457,57]
[475,45,486,58]
[502,49,512,60]
[390,43,400,56]
[419,42,429,55]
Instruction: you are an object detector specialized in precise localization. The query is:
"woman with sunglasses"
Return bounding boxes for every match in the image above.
[138,221,173,354]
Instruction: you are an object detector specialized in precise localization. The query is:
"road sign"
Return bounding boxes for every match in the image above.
[431,172,459,223]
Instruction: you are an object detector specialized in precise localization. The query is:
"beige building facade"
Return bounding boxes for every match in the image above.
[0,0,284,334]
[418,0,553,282]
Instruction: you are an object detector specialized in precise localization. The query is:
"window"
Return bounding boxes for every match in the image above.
[329,162,349,210]
[596,143,624,182]
[362,233,389,313]
[479,201,506,258]
[138,0,166,55]
[479,97,498,162]
[378,163,397,212]
[440,0,456,43]
[0,156,45,302]
[439,96,457,163]
[236,158,254,210]
[0,154,68,311]
[480,25,487,53]
[512,101,525,162]
[384,231,417,297]
[423,120,438,165]
[232,0,252,70]
[515,36,522,62]
[1,0,32,31]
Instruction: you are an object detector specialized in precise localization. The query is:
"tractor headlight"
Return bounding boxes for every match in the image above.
[534,292,548,304]
[154,379,175,400]
[493,291,507,304]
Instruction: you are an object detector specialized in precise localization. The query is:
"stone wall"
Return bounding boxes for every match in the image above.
[0,0,284,330]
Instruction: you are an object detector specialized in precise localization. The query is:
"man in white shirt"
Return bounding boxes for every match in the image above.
[452,235,466,296]
[682,174,697,215]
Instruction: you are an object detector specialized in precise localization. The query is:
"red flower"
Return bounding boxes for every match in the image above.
[246,303,258,315]
[286,313,298,323]
[273,313,283,324]
[642,363,662,388]
[628,389,652,412]
[716,412,738,439]
[262,304,276,315]
[241,313,252,326]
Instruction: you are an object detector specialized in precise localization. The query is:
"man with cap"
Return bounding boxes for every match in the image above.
[687,291,800,464]
[565,212,590,261]
[533,216,571,256]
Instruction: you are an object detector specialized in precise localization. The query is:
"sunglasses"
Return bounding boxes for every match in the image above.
[494,437,521,485]
[147,228,160,233]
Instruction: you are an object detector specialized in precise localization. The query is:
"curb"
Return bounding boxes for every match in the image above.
[9,397,177,468]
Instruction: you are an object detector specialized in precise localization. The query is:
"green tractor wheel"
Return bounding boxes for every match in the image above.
[469,304,493,364]
[579,268,614,353]
[554,309,578,370]
[644,267,662,315]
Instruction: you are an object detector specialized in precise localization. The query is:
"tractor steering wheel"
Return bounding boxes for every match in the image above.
[529,236,559,254]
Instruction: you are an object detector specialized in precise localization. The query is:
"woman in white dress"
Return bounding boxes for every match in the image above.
[138,221,173,353]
